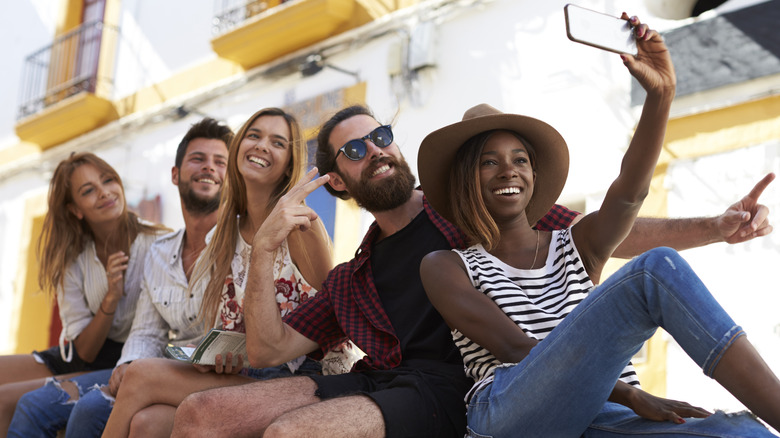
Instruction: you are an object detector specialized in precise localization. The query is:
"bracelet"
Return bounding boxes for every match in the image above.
[99,303,116,316]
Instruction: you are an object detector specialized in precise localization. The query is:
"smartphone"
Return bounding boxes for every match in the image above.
[564,4,637,56]
[165,344,196,362]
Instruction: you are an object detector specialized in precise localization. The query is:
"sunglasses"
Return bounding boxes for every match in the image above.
[336,125,394,161]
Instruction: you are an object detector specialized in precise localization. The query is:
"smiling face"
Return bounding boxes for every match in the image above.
[326,115,416,212]
[478,130,536,223]
[67,163,125,227]
[236,115,292,188]
[174,137,229,215]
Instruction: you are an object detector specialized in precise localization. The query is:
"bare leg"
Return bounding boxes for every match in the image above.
[712,335,780,431]
[128,404,176,438]
[171,376,321,438]
[265,395,385,438]
[101,358,253,438]
[0,371,85,438]
[0,355,52,385]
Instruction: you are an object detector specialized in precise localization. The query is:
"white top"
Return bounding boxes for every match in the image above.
[57,230,159,362]
[453,228,640,402]
[117,228,209,365]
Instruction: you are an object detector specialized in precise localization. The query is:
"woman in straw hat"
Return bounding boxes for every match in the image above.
[418,15,780,438]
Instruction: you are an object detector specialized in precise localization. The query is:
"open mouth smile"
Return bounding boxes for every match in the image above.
[195,177,218,185]
[493,187,521,196]
[248,156,270,167]
[371,164,391,177]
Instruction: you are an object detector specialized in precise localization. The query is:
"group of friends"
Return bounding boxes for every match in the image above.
[0,16,779,438]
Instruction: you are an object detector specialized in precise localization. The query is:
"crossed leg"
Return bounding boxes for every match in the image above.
[171,376,385,438]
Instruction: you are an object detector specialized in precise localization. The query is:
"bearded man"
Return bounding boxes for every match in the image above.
[170,106,772,438]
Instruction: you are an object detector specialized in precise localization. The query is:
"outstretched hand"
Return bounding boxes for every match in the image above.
[620,14,676,96]
[253,168,330,253]
[629,390,711,424]
[719,173,775,244]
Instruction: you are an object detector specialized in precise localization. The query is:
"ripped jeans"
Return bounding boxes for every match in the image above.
[8,369,112,438]
[466,248,776,438]
[8,357,322,437]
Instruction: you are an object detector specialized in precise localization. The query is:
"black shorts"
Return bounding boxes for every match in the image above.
[33,338,124,375]
[309,361,472,438]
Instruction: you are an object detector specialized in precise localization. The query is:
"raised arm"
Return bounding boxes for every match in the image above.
[243,168,326,368]
[420,250,538,363]
[574,16,676,280]
[288,213,333,290]
[60,250,129,363]
[613,173,775,258]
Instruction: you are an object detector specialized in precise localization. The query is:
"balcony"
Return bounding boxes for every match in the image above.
[15,21,120,149]
[211,0,404,69]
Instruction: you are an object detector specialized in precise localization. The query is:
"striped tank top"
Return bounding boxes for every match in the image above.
[452,228,640,402]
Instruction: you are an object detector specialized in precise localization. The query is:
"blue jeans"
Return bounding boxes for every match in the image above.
[8,369,112,438]
[466,248,775,438]
[9,357,321,438]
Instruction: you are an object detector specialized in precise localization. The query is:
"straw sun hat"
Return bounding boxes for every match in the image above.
[417,103,570,226]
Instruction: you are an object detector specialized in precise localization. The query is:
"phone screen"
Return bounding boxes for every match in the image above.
[564,4,637,56]
[165,345,195,361]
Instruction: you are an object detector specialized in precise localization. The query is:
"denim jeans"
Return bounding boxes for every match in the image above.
[9,357,322,438]
[8,368,112,438]
[466,248,775,438]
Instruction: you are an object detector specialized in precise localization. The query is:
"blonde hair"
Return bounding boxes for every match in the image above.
[37,152,168,295]
[195,108,309,328]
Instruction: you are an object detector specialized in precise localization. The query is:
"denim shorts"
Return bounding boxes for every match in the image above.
[240,356,322,380]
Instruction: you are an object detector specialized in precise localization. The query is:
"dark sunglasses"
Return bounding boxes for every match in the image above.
[336,125,394,161]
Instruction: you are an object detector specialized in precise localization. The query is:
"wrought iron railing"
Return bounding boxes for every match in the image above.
[212,0,294,35]
[17,21,119,120]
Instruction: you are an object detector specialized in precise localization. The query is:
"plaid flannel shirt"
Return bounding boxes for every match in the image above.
[283,193,578,371]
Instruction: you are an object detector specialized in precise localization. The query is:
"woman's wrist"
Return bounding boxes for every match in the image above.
[99,301,116,316]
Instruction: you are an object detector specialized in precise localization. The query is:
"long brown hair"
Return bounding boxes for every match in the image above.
[195,108,309,328]
[449,130,537,251]
[37,152,168,295]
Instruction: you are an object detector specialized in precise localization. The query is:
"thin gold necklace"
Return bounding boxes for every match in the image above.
[530,229,540,269]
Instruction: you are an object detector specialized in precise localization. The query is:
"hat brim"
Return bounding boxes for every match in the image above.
[418,111,569,227]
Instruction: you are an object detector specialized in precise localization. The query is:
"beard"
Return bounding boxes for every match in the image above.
[179,178,221,216]
[341,155,417,212]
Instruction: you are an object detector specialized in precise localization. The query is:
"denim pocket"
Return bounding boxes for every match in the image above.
[466,426,493,438]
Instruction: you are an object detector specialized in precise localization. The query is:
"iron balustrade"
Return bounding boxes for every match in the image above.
[212,0,294,35]
[17,20,118,120]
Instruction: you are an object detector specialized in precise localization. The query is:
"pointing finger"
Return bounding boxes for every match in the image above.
[746,173,775,202]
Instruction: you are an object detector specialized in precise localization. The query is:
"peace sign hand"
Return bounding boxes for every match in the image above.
[253,168,330,254]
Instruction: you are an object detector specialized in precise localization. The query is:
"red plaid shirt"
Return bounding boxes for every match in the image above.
[284,195,579,371]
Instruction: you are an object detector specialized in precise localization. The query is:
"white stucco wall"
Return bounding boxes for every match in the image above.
[665,142,780,416]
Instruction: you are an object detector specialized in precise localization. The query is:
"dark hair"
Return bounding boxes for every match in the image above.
[175,118,234,168]
[449,130,537,250]
[315,105,376,200]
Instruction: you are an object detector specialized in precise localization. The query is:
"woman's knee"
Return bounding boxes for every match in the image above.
[16,378,71,411]
[120,359,168,392]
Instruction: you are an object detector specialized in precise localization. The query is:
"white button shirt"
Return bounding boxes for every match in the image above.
[57,231,159,361]
[116,228,208,365]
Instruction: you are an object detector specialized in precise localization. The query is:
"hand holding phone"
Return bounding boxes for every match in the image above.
[564,4,637,56]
